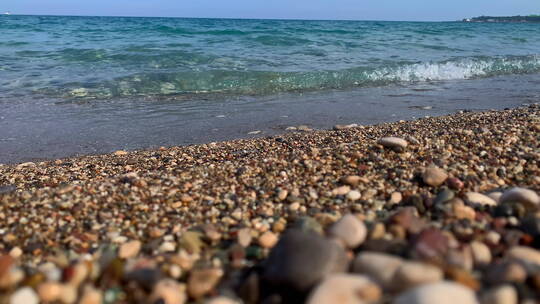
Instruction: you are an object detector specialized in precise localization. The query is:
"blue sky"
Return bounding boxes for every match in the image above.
[3,0,540,21]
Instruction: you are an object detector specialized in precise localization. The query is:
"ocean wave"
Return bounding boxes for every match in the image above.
[38,55,540,99]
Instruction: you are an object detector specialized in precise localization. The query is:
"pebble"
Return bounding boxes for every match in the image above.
[377,137,408,149]
[389,192,403,204]
[79,285,102,304]
[341,175,362,187]
[346,190,362,201]
[10,287,39,304]
[422,167,448,187]
[8,247,22,259]
[464,192,497,206]
[119,240,141,259]
[264,230,348,292]
[352,252,404,289]
[500,187,540,210]
[150,279,187,304]
[481,285,517,304]
[187,268,223,299]
[59,284,78,304]
[328,214,367,249]
[485,261,527,285]
[452,199,476,220]
[470,241,492,267]
[394,281,479,304]
[447,177,464,190]
[258,231,279,249]
[113,150,128,156]
[392,262,444,292]
[205,296,240,304]
[37,282,62,302]
[159,241,176,253]
[333,124,358,130]
[506,246,540,266]
[307,274,381,304]
[333,185,351,196]
[412,228,449,262]
[237,228,252,247]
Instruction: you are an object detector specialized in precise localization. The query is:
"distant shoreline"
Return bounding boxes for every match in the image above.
[463,15,540,23]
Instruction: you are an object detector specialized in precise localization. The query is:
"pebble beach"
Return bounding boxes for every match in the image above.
[0,105,539,304]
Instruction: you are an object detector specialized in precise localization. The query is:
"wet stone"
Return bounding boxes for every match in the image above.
[377,137,408,150]
[263,230,348,292]
[307,274,381,304]
[352,251,404,290]
[422,167,448,187]
[394,281,478,304]
[328,214,367,249]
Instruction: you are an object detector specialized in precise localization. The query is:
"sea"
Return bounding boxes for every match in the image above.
[1,15,540,163]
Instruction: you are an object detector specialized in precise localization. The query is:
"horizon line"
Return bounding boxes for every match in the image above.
[1,13,462,22]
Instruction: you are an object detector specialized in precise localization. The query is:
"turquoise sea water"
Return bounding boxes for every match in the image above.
[1,15,540,163]
[2,15,540,100]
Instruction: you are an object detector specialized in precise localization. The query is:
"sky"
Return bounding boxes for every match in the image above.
[2,0,540,21]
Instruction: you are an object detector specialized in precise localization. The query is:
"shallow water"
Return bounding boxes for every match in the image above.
[1,16,540,163]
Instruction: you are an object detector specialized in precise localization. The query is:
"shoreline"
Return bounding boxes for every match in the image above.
[0,105,539,303]
[3,73,540,165]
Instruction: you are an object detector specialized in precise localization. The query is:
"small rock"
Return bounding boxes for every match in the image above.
[187,268,223,299]
[346,190,362,201]
[488,192,503,204]
[328,214,367,249]
[452,199,476,220]
[389,192,403,204]
[392,262,444,292]
[500,187,540,210]
[113,150,128,156]
[159,242,176,253]
[292,217,323,234]
[485,261,527,285]
[506,246,540,266]
[422,167,448,187]
[150,279,187,304]
[341,176,361,187]
[412,228,449,262]
[258,232,279,249]
[37,282,62,302]
[205,296,240,304]
[378,137,408,149]
[464,192,497,206]
[434,188,455,205]
[352,252,404,290]
[470,241,492,267]
[264,230,349,292]
[333,186,351,196]
[59,284,77,304]
[79,285,103,304]
[8,247,22,259]
[394,281,478,304]
[333,124,358,130]
[247,130,261,135]
[277,190,288,201]
[481,285,517,304]
[447,177,464,190]
[16,162,35,169]
[10,287,39,304]
[297,125,312,132]
[307,274,381,304]
[237,229,252,248]
[179,232,204,254]
[119,240,141,259]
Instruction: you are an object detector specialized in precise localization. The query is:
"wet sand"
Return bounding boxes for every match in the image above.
[0,105,539,303]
